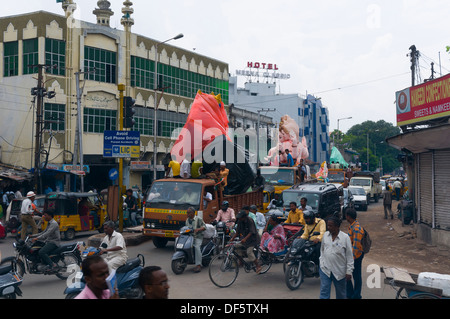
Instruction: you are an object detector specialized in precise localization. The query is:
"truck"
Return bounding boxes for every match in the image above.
[260,166,299,213]
[349,171,382,203]
[327,168,354,188]
[143,178,263,248]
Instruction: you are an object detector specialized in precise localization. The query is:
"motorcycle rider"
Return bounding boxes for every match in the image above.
[31,211,61,273]
[215,201,236,230]
[185,207,206,273]
[99,221,128,272]
[300,210,326,264]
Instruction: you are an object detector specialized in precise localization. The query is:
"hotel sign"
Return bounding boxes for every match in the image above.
[236,62,290,80]
[396,73,450,126]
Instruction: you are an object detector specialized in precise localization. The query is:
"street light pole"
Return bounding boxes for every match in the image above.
[337,116,352,141]
[153,33,184,181]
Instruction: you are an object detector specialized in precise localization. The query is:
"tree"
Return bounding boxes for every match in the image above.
[345,120,401,173]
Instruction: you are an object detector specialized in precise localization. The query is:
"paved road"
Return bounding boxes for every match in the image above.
[0,209,398,299]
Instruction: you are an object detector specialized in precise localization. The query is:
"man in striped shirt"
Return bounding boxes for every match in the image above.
[345,208,365,299]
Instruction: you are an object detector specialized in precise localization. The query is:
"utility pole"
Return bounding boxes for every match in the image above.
[409,45,420,86]
[256,108,276,166]
[118,84,125,233]
[73,69,95,192]
[30,64,56,193]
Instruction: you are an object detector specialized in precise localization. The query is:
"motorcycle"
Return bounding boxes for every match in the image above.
[64,245,145,299]
[3,236,83,280]
[0,259,23,299]
[284,232,321,290]
[171,226,216,274]
[212,220,233,255]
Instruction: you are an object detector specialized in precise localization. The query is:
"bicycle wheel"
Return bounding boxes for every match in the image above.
[208,254,239,288]
[257,251,272,274]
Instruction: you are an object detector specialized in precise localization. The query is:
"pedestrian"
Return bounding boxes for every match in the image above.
[20,191,39,240]
[185,207,206,273]
[99,221,128,272]
[393,178,402,201]
[383,185,393,219]
[345,209,365,299]
[251,205,266,236]
[75,255,119,299]
[138,266,170,299]
[319,216,354,299]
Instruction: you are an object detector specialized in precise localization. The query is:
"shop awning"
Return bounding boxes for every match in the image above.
[386,123,450,154]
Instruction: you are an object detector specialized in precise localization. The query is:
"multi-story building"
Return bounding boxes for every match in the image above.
[0,1,229,192]
[229,76,329,164]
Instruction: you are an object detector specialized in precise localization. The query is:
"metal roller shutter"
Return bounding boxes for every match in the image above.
[418,152,433,226]
[434,149,450,230]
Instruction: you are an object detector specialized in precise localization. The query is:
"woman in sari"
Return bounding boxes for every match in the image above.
[260,213,286,253]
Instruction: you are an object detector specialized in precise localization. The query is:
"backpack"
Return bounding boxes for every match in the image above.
[361,227,372,254]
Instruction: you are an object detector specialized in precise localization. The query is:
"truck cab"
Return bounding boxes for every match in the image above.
[260,166,299,213]
[143,178,263,248]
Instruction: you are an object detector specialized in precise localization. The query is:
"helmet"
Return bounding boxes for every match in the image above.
[303,210,315,224]
[221,201,229,207]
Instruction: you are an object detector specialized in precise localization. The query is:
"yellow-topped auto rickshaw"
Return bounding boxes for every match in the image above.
[41,192,107,240]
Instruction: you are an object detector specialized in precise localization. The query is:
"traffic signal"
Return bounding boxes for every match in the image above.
[123,96,136,128]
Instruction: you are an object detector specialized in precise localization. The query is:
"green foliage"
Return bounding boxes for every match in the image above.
[336,120,402,173]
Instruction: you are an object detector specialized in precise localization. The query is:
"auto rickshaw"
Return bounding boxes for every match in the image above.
[41,192,107,240]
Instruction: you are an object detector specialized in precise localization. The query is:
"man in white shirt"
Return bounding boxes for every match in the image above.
[99,221,128,272]
[319,216,354,299]
[180,157,191,179]
[20,191,39,240]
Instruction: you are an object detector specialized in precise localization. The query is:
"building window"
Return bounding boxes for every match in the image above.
[130,56,229,104]
[84,46,117,84]
[135,116,154,136]
[3,41,18,77]
[158,120,184,138]
[83,108,117,133]
[44,103,65,132]
[23,38,39,75]
[45,38,66,76]
[131,56,154,90]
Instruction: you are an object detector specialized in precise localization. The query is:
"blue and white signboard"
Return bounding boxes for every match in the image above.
[103,130,140,158]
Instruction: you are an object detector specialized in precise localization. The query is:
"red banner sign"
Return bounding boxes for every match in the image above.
[396,73,450,126]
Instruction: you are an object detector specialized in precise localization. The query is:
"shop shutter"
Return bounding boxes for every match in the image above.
[434,149,450,230]
[418,152,433,226]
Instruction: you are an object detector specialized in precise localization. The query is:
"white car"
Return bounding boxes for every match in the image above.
[348,186,368,211]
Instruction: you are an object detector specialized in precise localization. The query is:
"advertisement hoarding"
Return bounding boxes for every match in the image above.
[396,73,450,126]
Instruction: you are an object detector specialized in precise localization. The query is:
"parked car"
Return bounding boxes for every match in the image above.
[282,183,342,219]
[342,188,355,219]
[348,186,368,211]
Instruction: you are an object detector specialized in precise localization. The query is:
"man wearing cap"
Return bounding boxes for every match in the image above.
[230,210,261,273]
[20,191,39,240]
[219,162,229,192]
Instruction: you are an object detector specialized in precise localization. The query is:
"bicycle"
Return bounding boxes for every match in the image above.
[208,240,272,288]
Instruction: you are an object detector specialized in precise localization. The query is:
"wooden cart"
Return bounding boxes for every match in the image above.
[382,266,446,299]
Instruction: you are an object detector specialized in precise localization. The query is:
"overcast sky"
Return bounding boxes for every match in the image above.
[4,0,450,133]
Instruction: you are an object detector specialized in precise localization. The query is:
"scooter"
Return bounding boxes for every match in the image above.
[0,259,23,299]
[64,245,145,299]
[171,226,216,274]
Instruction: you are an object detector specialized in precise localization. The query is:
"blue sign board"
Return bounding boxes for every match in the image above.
[103,130,140,158]
[108,168,119,181]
